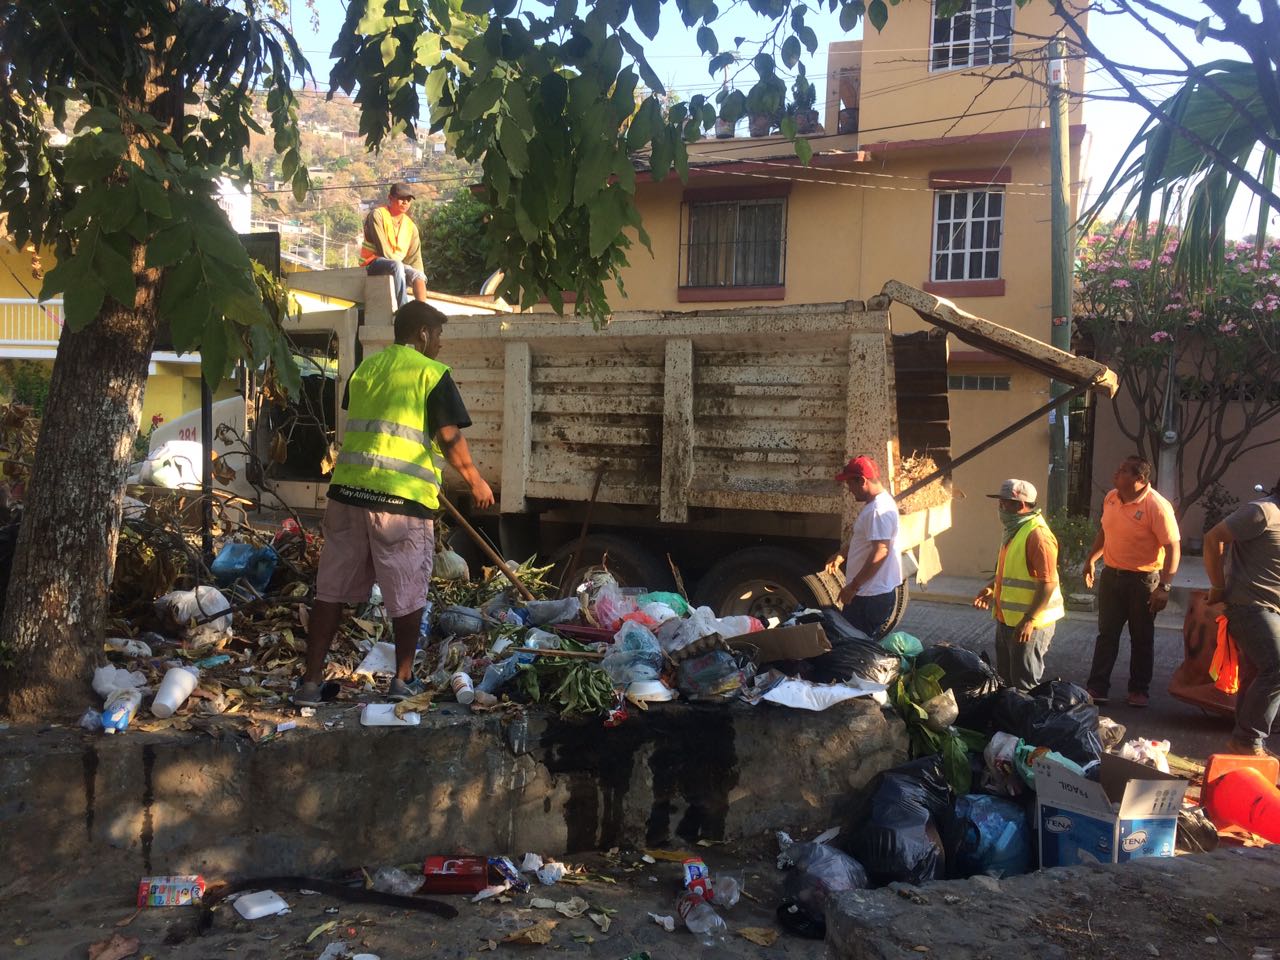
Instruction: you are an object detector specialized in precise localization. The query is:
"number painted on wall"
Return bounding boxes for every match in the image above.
[178,427,198,442]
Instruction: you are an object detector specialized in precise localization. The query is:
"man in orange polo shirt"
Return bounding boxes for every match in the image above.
[1083,456,1181,707]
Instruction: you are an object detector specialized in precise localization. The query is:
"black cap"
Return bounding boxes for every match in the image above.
[389,181,415,199]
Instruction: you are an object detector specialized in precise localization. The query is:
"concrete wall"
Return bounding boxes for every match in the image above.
[0,702,906,887]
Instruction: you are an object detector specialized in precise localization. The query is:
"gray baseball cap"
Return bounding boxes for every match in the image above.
[986,478,1038,503]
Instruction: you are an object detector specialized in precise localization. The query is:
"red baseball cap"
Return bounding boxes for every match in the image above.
[835,455,880,483]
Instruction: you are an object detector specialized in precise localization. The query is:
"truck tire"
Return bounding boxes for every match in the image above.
[550,533,675,593]
[882,578,910,635]
[693,546,838,622]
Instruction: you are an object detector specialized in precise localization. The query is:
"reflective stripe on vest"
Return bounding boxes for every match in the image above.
[993,514,1065,627]
[330,345,448,509]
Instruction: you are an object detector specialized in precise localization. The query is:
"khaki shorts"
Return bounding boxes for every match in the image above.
[314,500,434,618]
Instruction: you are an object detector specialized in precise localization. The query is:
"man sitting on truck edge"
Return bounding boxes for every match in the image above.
[294,300,494,706]
[360,181,428,307]
[829,455,903,638]
[973,479,1063,691]
[1204,477,1280,757]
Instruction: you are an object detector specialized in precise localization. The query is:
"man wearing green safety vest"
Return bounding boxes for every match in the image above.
[972,478,1064,690]
[295,301,494,706]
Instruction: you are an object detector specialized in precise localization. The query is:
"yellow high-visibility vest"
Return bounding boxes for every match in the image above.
[993,514,1065,627]
[330,345,447,509]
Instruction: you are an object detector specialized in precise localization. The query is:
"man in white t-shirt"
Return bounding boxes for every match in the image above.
[827,454,903,638]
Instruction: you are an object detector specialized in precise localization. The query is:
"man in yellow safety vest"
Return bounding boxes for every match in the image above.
[294,300,493,705]
[361,181,428,307]
[972,478,1064,690]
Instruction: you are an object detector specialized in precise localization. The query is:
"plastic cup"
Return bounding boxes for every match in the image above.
[152,667,199,718]
[452,671,475,704]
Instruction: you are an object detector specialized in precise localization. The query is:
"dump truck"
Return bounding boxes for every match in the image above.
[147,270,1117,625]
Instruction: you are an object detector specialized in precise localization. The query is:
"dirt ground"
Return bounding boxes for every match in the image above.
[1,840,824,960]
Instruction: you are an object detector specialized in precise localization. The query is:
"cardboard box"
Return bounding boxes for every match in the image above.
[732,622,832,663]
[1034,753,1189,868]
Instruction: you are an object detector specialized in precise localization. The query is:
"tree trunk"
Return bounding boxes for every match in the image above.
[0,64,170,719]
[0,291,159,719]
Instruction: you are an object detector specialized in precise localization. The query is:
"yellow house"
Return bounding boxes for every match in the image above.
[0,238,220,431]
[603,2,1088,577]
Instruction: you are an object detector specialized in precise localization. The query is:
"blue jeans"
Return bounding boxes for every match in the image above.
[366,257,427,307]
[994,620,1054,691]
[841,589,898,639]
[1228,604,1280,746]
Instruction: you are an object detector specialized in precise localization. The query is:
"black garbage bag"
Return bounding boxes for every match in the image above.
[780,841,868,920]
[804,608,901,685]
[914,644,1003,728]
[988,681,1102,767]
[848,756,953,886]
[943,794,1033,879]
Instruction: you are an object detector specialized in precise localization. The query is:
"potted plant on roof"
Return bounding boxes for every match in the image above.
[746,81,784,138]
[789,77,823,135]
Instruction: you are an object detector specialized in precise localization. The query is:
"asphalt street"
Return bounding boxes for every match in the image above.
[897,598,1242,765]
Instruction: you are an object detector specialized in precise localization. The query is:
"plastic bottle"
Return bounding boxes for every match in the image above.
[711,874,741,908]
[451,671,475,704]
[101,688,142,734]
[675,891,727,945]
[370,866,425,896]
[478,656,532,694]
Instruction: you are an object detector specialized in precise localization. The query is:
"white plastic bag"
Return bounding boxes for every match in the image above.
[664,606,720,655]
[1118,737,1171,774]
[92,664,148,700]
[139,440,204,489]
[155,586,232,641]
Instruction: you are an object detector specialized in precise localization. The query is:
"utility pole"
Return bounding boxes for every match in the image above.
[1047,36,1074,514]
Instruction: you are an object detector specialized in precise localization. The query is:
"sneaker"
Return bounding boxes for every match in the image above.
[292,680,325,707]
[388,678,426,702]
[1223,737,1278,758]
[1127,691,1150,708]
[1087,688,1109,705]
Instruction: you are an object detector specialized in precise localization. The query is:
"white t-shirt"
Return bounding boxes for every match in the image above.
[845,490,903,597]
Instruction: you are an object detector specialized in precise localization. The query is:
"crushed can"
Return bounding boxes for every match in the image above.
[137,875,206,907]
[682,857,713,899]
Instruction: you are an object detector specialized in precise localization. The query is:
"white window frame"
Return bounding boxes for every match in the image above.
[931,188,1004,283]
[929,0,1015,72]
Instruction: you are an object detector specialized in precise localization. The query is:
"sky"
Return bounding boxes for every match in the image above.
[283,0,1272,239]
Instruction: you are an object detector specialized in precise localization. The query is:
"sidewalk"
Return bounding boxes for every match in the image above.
[912,567,1208,631]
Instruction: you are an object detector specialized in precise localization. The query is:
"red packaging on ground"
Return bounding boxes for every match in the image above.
[682,857,712,899]
[137,875,206,907]
[421,856,490,894]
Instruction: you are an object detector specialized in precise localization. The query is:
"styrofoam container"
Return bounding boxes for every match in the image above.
[234,889,289,919]
[151,666,199,718]
[627,679,676,703]
[361,703,421,726]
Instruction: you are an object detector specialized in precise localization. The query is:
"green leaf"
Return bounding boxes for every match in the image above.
[627,98,661,151]
[696,26,718,55]
[499,118,530,174]
[573,140,615,206]
[588,190,626,258]
[780,116,797,140]
[146,222,195,269]
[380,32,398,66]
[414,33,443,67]
[200,314,230,388]
[632,0,661,39]
[134,174,171,217]
[839,2,862,31]
[868,0,889,32]
[63,278,106,332]
[93,240,136,307]
[157,256,203,328]
[193,222,252,268]
[460,78,504,123]
[720,89,747,123]
[782,36,801,69]
[795,137,813,165]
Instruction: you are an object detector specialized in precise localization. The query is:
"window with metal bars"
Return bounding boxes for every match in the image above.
[930,0,1014,72]
[948,374,1011,391]
[932,188,1003,282]
[683,198,786,287]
